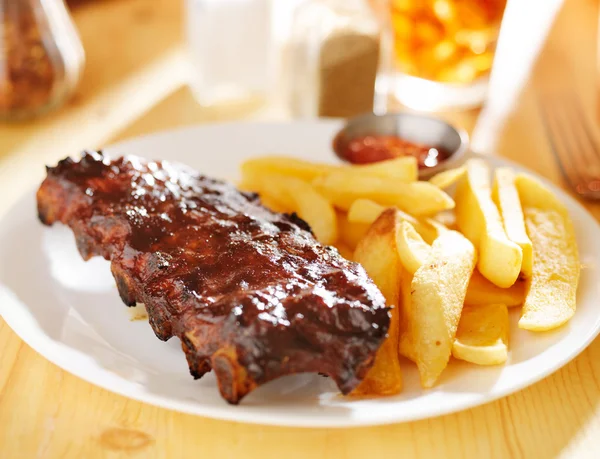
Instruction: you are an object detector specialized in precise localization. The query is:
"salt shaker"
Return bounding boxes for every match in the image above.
[185,0,273,106]
[0,0,85,121]
[286,0,389,119]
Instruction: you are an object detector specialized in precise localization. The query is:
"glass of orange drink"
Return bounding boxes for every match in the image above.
[388,0,507,111]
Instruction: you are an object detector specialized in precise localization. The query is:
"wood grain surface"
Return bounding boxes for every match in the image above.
[1,0,600,458]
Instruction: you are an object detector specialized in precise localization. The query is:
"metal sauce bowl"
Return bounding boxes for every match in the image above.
[332,112,470,179]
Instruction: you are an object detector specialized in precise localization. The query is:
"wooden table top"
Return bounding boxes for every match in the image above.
[1,0,600,457]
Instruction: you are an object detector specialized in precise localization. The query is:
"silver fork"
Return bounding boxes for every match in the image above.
[538,93,600,200]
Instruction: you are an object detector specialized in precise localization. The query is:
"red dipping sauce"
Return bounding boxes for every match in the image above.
[336,134,450,169]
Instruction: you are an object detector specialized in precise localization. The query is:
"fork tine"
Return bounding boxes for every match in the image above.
[559,94,600,195]
[538,95,586,194]
[554,94,596,185]
[566,95,600,166]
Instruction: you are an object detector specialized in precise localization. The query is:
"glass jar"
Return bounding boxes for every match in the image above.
[387,0,508,111]
[287,0,390,119]
[0,0,85,121]
[185,0,273,106]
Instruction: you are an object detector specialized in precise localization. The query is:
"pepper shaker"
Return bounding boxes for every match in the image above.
[0,0,85,121]
[286,0,390,119]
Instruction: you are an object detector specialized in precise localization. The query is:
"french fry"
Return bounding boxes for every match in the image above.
[395,221,432,275]
[338,211,371,250]
[455,159,522,288]
[465,271,525,307]
[339,157,418,182]
[256,195,294,214]
[241,155,336,182]
[238,178,293,213]
[236,152,582,387]
[243,155,418,184]
[347,199,388,224]
[492,167,533,278]
[452,303,509,365]
[314,172,455,215]
[283,178,338,245]
[395,229,500,366]
[425,218,450,238]
[239,172,296,209]
[429,166,466,189]
[398,267,417,362]
[515,174,580,331]
[393,230,517,362]
[353,209,403,395]
[241,173,337,245]
[433,211,457,230]
[410,230,476,388]
[347,199,441,243]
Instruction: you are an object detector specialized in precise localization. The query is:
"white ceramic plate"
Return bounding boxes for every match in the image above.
[1,121,599,428]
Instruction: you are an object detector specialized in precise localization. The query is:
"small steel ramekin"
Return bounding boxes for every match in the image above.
[332,112,470,179]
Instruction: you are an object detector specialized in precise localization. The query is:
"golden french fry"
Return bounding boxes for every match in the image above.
[429,166,466,189]
[465,271,525,308]
[241,155,337,182]
[256,195,294,214]
[455,159,522,288]
[433,211,457,230]
[314,172,455,215]
[411,230,476,388]
[346,157,418,182]
[393,225,446,363]
[425,217,449,238]
[353,209,403,395]
[398,266,417,362]
[347,199,387,224]
[338,211,371,250]
[241,173,336,245]
[493,167,533,278]
[395,221,432,275]
[283,178,338,245]
[238,179,291,213]
[452,303,509,365]
[239,172,296,209]
[347,199,441,243]
[515,174,580,331]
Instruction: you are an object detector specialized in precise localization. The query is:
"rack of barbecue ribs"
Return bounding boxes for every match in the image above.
[36,151,390,404]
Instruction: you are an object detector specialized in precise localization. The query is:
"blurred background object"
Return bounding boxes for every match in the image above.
[0,0,571,128]
[185,0,274,106]
[538,91,600,199]
[472,0,564,154]
[387,0,507,111]
[0,0,85,121]
[285,0,389,119]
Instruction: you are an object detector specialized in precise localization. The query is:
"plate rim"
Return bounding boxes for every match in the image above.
[1,120,599,428]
